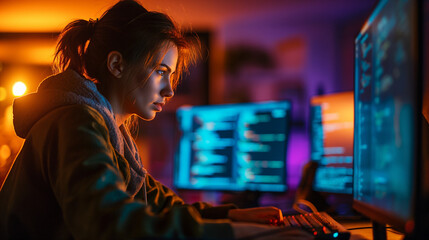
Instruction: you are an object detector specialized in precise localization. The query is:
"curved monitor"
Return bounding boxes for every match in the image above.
[174,101,292,192]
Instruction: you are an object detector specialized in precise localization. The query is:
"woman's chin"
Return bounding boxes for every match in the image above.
[139,112,157,121]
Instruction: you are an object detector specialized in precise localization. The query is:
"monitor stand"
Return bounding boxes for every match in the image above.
[372,221,387,240]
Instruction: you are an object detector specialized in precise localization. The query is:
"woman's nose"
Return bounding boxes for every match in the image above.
[161,78,174,98]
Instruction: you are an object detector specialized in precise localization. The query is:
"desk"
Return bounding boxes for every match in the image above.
[340,220,404,240]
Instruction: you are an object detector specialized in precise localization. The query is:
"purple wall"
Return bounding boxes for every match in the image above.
[139,1,374,207]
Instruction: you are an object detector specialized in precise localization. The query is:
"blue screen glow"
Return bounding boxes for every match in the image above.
[174,101,291,192]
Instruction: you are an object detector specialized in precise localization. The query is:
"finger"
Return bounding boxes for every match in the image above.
[265,208,282,220]
[267,209,284,226]
[279,209,284,220]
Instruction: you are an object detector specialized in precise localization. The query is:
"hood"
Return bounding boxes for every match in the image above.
[13,69,116,140]
[13,69,147,197]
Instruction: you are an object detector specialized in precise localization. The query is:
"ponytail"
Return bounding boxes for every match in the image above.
[53,19,98,75]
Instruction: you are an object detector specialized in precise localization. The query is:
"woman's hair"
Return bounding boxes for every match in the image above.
[54,0,200,91]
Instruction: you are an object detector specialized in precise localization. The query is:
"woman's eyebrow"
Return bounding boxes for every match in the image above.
[160,63,172,72]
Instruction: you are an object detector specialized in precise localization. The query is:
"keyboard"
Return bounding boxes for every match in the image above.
[281,212,351,240]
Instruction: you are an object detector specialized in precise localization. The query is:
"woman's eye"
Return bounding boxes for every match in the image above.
[156,70,165,76]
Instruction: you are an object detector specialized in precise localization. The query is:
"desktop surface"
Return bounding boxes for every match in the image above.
[341,221,404,240]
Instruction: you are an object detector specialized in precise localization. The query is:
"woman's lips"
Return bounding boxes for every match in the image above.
[153,102,164,111]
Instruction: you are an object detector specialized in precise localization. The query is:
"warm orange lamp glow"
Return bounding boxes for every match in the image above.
[0,145,11,167]
[4,105,14,136]
[12,82,27,97]
[0,87,6,101]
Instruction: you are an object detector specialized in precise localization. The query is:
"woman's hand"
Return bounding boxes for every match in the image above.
[228,207,283,225]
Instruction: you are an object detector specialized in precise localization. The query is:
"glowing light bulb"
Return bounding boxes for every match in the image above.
[12,81,27,96]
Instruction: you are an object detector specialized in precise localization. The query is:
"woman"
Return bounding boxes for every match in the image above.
[0,1,312,239]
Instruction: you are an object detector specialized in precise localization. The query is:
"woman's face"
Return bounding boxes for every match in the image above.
[125,45,178,121]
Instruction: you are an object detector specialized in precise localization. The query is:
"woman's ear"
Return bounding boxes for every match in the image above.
[107,51,124,78]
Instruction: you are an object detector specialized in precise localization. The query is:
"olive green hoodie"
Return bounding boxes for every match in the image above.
[0,70,235,240]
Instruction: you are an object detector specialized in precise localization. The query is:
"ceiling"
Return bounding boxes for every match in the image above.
[0,0,375,65]
[0,0,375,32]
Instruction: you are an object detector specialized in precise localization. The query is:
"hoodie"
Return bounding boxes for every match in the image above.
[13,69,146,197]
[0,70,235,240]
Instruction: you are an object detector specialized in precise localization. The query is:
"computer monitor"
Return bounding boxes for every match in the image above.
[353,0,422,238]
[310,92,354,195]
[174,101,291,193]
